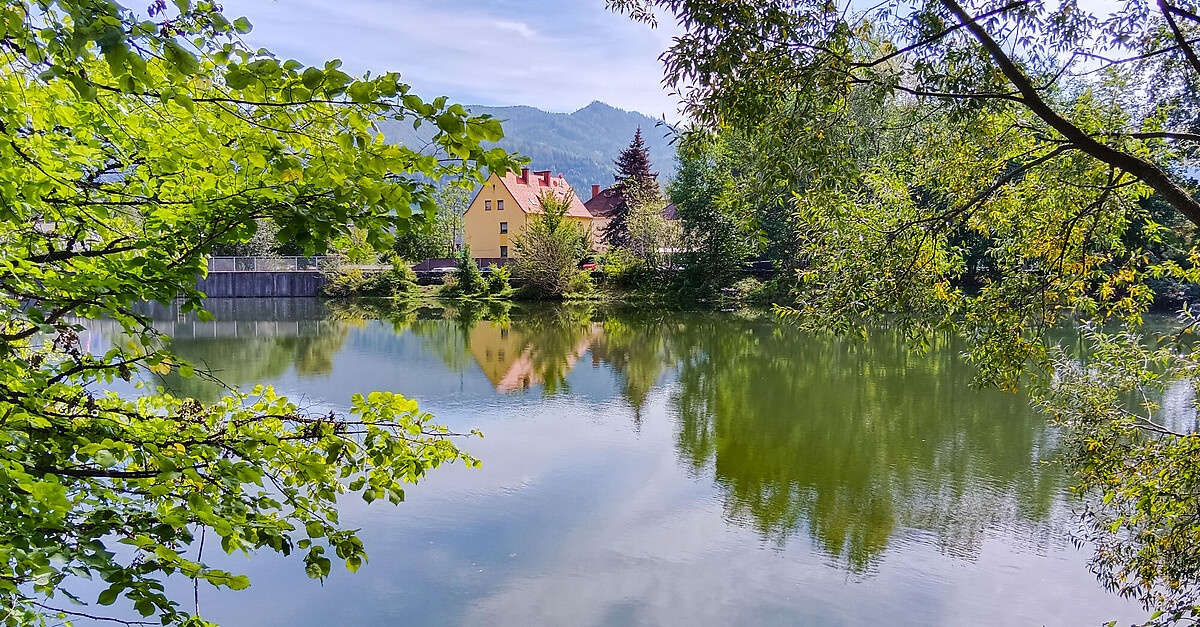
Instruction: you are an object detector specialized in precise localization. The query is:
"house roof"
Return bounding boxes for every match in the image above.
[584,187,622,218]
[583,185,680,221]
[496,169,592,219]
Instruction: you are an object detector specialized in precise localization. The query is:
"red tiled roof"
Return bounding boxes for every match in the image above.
[584,185,680,221]
[497,169,592,219]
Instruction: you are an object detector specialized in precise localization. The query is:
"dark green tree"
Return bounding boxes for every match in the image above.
[602,128,661,248]
[454,243,486,295]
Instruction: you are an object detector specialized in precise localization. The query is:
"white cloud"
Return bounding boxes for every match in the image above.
[217,0,683,119]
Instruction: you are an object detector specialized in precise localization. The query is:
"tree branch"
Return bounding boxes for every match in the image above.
[941,0,1200,228]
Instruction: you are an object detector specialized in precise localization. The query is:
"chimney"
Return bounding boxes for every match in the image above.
[520,167,529,184]
[591,185,600,200]
[533,170,551,186]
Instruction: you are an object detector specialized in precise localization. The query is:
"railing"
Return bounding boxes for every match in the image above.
[207,257,328,272]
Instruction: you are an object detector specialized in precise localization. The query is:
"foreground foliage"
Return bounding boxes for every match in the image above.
[615,0,1200,621]
[0,0,513,624]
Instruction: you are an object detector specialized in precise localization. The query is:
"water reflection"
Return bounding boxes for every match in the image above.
[663,320,1062,571]
[76,298,1142,625]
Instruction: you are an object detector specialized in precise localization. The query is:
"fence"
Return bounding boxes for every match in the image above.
[207,256,328,272]
[412,257,514,272]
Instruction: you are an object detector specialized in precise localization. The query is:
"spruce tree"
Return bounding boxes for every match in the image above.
[602,128,661,248]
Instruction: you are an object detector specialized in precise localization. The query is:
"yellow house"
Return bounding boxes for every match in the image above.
[463,167,596,258]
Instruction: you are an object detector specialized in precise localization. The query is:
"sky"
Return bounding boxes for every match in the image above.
[217,0,683,120]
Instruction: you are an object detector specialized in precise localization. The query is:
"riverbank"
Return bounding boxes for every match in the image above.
[322,260,793,311]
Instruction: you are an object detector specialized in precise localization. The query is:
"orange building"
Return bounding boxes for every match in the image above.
[462,167,597,258]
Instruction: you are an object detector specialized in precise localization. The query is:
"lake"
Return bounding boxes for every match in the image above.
[81,298,1146,626]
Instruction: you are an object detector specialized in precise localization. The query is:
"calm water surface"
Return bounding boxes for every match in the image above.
[85,298,1147,626]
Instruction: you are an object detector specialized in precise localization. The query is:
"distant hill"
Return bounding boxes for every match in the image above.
[376,101,678,193]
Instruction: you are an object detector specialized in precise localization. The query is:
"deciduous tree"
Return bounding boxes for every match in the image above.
[613,0,1200,621]
[512,191,591,297]
[0,1,514,624]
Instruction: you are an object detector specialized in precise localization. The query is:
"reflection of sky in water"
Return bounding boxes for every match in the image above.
[73,299,1147,627]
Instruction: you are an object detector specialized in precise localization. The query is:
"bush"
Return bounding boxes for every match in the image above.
[511,190,590,297]
[322,259,419,298]
[438,272,460,295]
[567,269,595,295]
[602,247,654,288]
[485,264,511,295]
[322,268,373,297]
[454,245,486,295]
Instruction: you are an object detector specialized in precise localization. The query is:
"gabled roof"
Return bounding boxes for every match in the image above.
[583,185,680,221]
[496,169,592,219]
[584,187,622,218]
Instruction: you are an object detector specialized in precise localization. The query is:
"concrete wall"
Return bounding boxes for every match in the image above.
[196,272,327,298]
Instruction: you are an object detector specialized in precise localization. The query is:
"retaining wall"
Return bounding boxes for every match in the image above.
[196,271,327,298]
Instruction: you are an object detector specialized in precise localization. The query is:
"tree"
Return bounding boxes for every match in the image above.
[669,135,751,293]
[602,128,661,248]
[393,185,469,261]
[511,191,591,297]
[0,1,515,625]
[612,0,1200,621]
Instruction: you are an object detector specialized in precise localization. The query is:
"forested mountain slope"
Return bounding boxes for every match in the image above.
[376,101,676,191]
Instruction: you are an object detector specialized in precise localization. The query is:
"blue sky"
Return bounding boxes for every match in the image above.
[218,0,682,119]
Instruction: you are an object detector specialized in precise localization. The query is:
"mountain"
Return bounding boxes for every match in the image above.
[376,101,678,193]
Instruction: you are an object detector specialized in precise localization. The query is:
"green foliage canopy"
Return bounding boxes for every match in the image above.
[0,1,516,624]
[613,0,1200,621]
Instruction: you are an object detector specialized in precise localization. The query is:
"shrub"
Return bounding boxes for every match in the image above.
[454,244,486,295]
[602,247,653,288]
[438,272,460,295]
[322,268,372,297]
[485,264,511,295]
[567,269,595,295]
[322,259,419,298]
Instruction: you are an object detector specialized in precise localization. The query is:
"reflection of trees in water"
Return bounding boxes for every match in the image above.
[408,300,512,375]
[436,302,599,395]
[663,317,1065,572]
[510,303,596,396]
[324,298,418,335]
[159,325,351,402]
[590,309,675,423]
[158,299,1070,574]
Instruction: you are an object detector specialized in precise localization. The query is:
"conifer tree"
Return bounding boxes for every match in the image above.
[603,128,661,248]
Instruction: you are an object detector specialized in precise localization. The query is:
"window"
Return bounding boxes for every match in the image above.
[485,200,492,211]
[497,200,504,211]
[500,246,508,258]
[499,222,508,234]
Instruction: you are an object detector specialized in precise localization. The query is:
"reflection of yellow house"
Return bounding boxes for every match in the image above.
[467,322,597,392]
[463,168,597,258]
